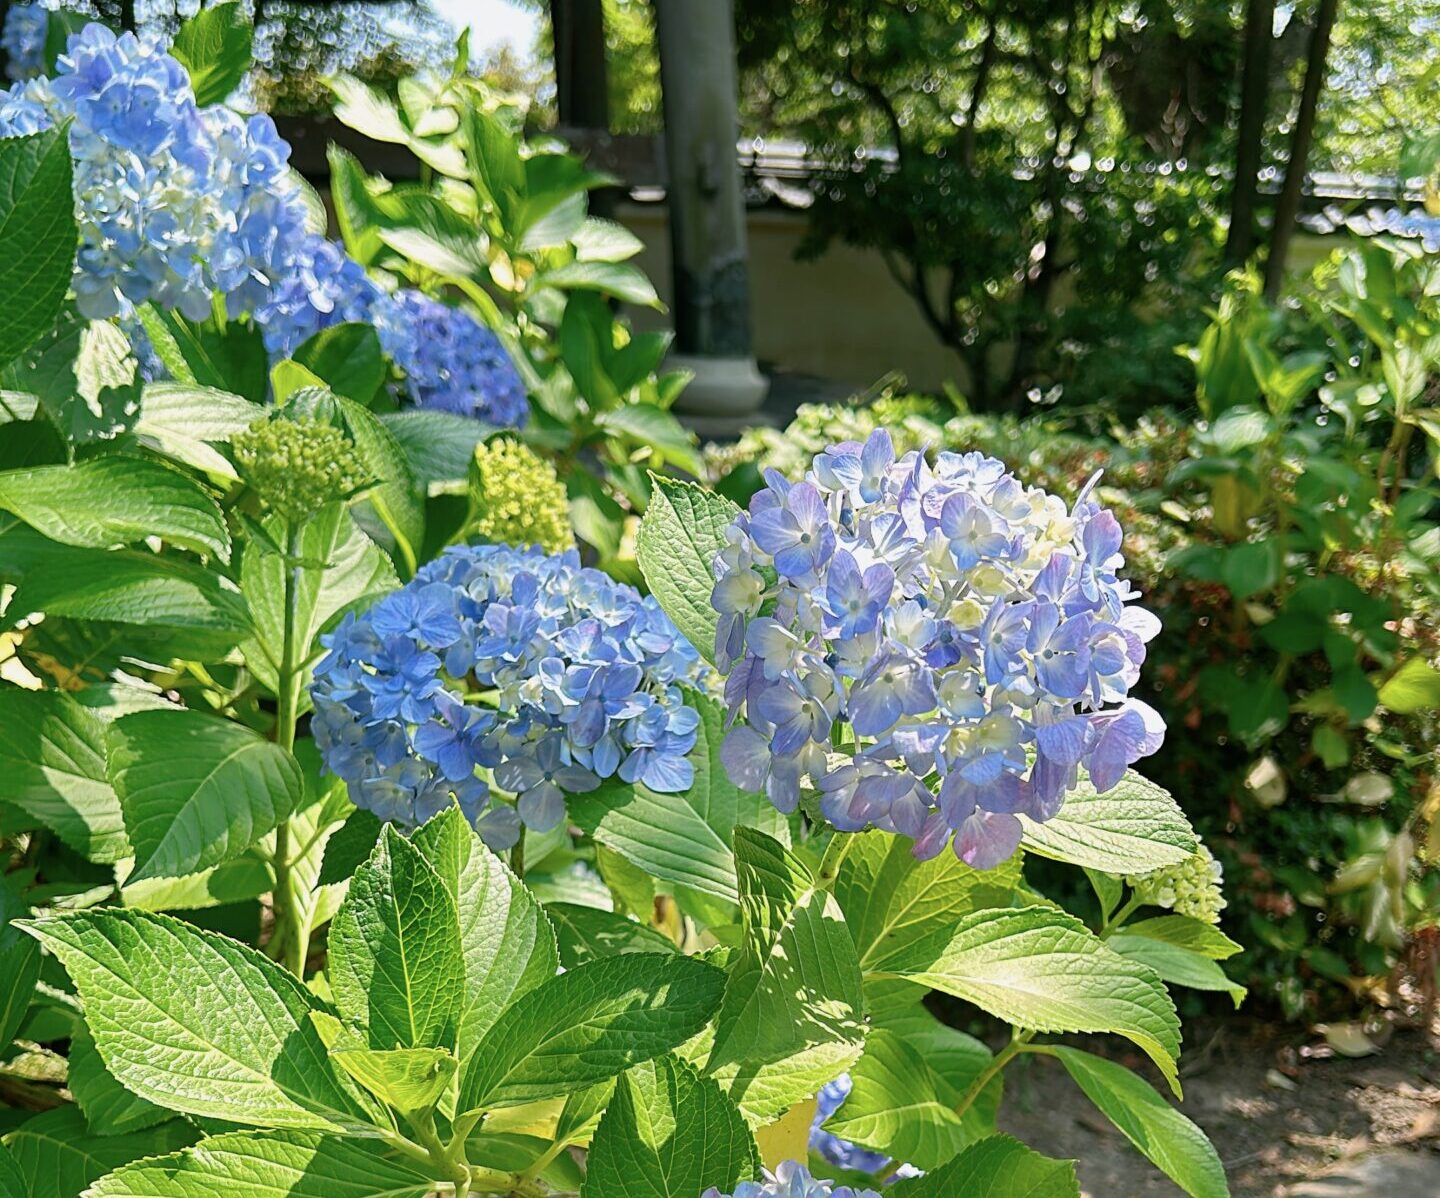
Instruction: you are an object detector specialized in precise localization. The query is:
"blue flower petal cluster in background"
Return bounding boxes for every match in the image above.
[0,16,528,429]
[702,1161,880,1198]
[714,428,1165,869]
[809,1075,919,1182]
[1,3,45,82]
[311,544,705,847]
[372,289,528,427]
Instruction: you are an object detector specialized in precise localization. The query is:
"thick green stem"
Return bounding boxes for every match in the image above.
[269,523,309,974]
[1100,893,1145,939]
[955,1029,1033,1118]
[815,832,856,891]
[511,825,527,880]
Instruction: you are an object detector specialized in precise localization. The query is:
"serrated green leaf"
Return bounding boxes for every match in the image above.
[410,807,558,1069]
[536,260,660,306]
[548,902,678,969]
[1378,656,1440,713]
[635,476,739,666]
[136,309,268,405]
[833,829,1020,973]
[1050,1047,1227,1198]
[377,410,493,489]
[170,0,252,106]
[0,687,127,863]
[132,383,258,480]
[0,126,76,369]
[570,689,788,907]
[328,825,464,1051]
[459,953,724,1113]
[705,828,866,1123]
[311,1013,459,1114]
[595,406,702,476]
[67,1026,172,1135]
[821,1029,971,1170]
[1018,770,1196,873]
[0,1143,22,1198]
[1,1107,196,1198]
[0,874,39,1049]
[84,1128,434,1198]
[1121,915,1242,960]
[1107,934,1246,1007]
[2,309,140,443]
[20,909,372,1131]
[293,323,386,405]
[583,1055,758,1198]
[108,709,303,883]
[875,905,1183,1096]
[888,1133,1078,1198]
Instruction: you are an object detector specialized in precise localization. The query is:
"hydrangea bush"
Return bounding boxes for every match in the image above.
[0,8,1241,1198]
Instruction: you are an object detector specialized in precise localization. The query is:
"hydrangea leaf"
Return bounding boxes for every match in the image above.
[328,825,464,1052]
[1121,915,1243,960]
[0,1107,197,1198]
[170,0,253,108]
[636,475,740,665]
[704,828,867,1124]
[67,1026,172,1135]
[138,307,269,406]
[888,1133,1078,1198]
[0,687,128,863]
[1,309,140,443]
[0,1142,21,1198]
[411,807,558,1068]
[1049,1047,1227,1198]
[0,125,76,370]
[832,830,1021,973]
[1017,769,1196,874]
[874,905,1183,1097]
[458,953,724,1114]
[1107,935,1247,1008]
[19,908,374,1130]
[570,689,789,907]
[548,902,679,969]
[310,1013,458,1114]
[318,809,383,887]
[133,383,261,480]
[83,1129,434,1198]
[582,1054,759,1198]
[378,410,493,489]
[0,874,40,1051]
[293,322,386,405]
[820,1029,972,1171]
[107,709,303,883]
[0,457,229,560]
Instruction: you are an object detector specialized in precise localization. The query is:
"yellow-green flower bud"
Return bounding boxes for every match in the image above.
[1126,844,1227,924]
[467,437,573,554]
[233,416,371,521]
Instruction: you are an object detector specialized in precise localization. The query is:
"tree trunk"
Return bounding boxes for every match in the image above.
[1225,0,1275,266]
[552,0,609,131]
[1264,0,1338,299]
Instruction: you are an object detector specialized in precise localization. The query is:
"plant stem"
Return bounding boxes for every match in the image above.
[1100,893,1145,938]
[954,1029,1034,1118]
[269,522,308,974]
[815,832,855,891]
[511,825,527,880]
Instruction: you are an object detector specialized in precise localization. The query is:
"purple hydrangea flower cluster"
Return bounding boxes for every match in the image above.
[809,1075,919,1182]
[372,289,528,427]
[703,1161,879,1198]
[714,428,1165,869]
[311,545,705,848]
[1,4,46,82]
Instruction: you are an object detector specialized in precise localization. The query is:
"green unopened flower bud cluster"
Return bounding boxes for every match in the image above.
[467,437,573,554]
[233,416,371,521]
[1127,844,1227,924]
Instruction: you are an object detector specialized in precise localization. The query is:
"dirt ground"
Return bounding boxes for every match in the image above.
[998,1022,1440,1197]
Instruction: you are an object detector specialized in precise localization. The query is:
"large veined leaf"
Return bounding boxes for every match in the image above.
[0,126,76,369]
[0,687,127,863]
[378,410,493,489]
[832,829,1021,973]
[328,825,464,1052]
[1107,934,1246,1007]
[294,323,387,406]
[84,1128,434,1198]
[240,503,397,698]
[67,1027,172,1135]
[458,953,724,1114]
[569,689,789,907]
[107,709,303,882]
[635,476,739,666]
[1050,1047,1228,1198]
[582,1055,759,1198]
[0,874,39,1050]
[1,1107,196,1198]
[2,311,141,444]
[169,0,252,106]
[548,902,678,969]
[20,909,373,1131]
[0,1143,22,1198]
[311,1011,458,1114]
[820,1029,970,1170]
[1018,770,1196,873]
[704,828,866,1123]
[1120,915,1243,961]
[132,383,258,479]
[411,808,557,1066]
[889,1133,1078,1198]
[874,905,1184,1095]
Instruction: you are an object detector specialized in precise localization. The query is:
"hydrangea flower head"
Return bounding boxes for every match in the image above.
[311,545,705,848]
[1126,843,1226,923]
[253,232,384,359]
[2,4,46,82]
[373,290,528,428]
[468,438,573,553]
[233,415,372,521]
[702,1161,880,1198]
[714,428,1165,868]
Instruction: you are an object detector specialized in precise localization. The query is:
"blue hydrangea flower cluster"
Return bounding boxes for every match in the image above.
[810,1075,919,1182]
[713,428,1165,869]
[253,233,383,360]
[1,4,45,82]
[372,290,528,427]
[311,545,706,848]
[702,1162,879,1198]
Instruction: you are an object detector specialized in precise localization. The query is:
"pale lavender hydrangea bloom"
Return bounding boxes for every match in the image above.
[703,1161,880,1198]
[1,4,46,82]
[713,428,1165,869]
